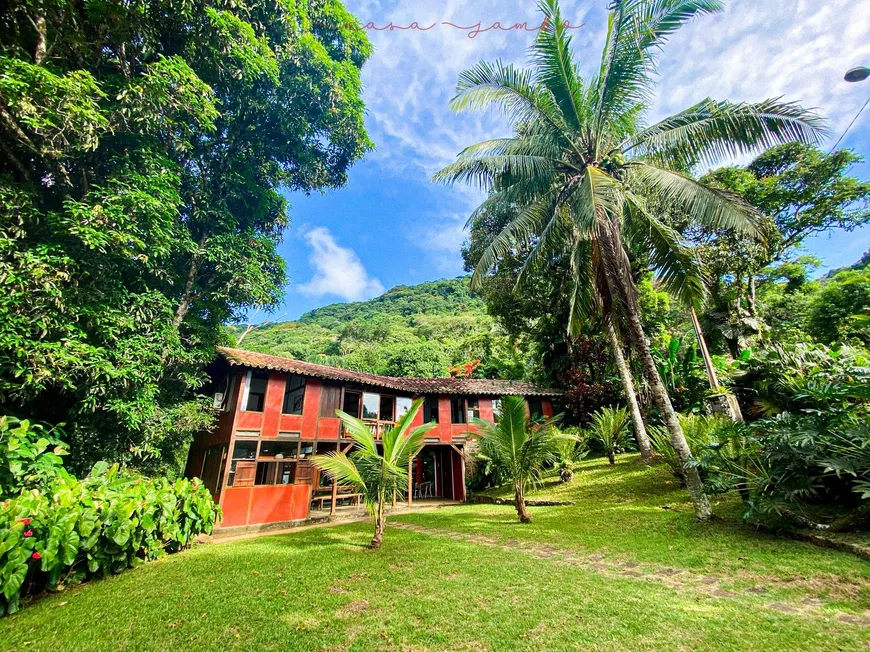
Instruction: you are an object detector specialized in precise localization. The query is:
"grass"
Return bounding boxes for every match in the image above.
[3,455,869,651]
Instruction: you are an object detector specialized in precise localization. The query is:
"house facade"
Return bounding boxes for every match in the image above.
[185,347,561,529]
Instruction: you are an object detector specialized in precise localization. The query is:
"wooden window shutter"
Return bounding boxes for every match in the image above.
[233,461,256,487]
[319,382,342,417]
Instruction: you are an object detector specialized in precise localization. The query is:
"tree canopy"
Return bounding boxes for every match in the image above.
[0,0,372,473]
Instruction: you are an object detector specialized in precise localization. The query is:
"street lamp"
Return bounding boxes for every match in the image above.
[845,66,870,83]
[829,67,870,151]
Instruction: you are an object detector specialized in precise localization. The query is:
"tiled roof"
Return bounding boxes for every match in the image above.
[217,347,562,397]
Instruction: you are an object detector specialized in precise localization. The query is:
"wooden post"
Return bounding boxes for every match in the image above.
[329,476,338,516]
[407,458,413,508]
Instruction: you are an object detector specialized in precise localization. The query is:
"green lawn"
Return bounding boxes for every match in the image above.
[3,456,869,651]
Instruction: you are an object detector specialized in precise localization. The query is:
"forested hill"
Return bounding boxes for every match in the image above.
[232,278,528,379]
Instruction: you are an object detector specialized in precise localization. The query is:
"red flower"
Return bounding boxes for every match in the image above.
[20,518,32,525]
[31,552,41,560]
[23,530,33,537]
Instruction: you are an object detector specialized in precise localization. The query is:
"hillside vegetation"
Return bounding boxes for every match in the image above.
[233,279,528,379]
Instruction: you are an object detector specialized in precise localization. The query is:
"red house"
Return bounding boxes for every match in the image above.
[185,347,561,530]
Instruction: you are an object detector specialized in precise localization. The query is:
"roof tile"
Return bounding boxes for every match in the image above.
[217,347,561,397]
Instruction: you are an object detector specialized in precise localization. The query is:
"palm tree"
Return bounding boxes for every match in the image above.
[589,406,629,465]
[471,395,573,522]
[312,398,435,549]
[434,0,825,520]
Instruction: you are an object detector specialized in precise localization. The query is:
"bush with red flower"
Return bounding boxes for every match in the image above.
[0,417,220,616]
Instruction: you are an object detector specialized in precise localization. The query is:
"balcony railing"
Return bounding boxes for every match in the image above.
[339,420,395,439]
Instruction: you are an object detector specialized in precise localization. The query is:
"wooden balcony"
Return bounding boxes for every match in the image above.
[339,420,395,439]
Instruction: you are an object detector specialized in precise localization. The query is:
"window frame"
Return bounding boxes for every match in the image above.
[424,396,440,424]
[450,396,467,424]
[241,370,269,413]
[466,397,480,422]
[227,436,307,488]
[281,375,306,415]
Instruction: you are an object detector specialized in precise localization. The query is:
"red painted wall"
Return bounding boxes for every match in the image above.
[542,398,554,418]
[261,373,286,437]
[479,398,494,422]
[301,378,321,439]
[317,417,340,440]
[279,414,304,433]
[220,484,310,528]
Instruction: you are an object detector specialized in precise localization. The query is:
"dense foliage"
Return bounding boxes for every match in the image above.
[0,0,372,473]
[0,417,219,615]
[236,278,529,379]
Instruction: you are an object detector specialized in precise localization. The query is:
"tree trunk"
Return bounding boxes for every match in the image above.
[33,14,47,64]
[607,450,615,465]
[514,480,531,523]
[622,303,713,521]
[370,496,385,549]
[603,320,652,463]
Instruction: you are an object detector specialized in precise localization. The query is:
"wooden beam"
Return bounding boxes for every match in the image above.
[329,476,338,516]
[407,458,413,508]
[449,443,463,456]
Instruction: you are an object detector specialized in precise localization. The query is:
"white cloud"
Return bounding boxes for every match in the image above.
[344,0,870,274]
[297,227,385,301]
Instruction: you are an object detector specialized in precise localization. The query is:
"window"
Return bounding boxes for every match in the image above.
[228,439,258,487]
[298,441,314,459]
[259,440,299,459]
[243,371,269,412]
[342,391,361,418]
[396,397,412,421]
[362,392,379,420]
[424,396,440,423]
[379,395,395,422]
[492,398,502,419]
[466,398,480,422]
[450,396,466,424]
[528,398,544,421]
[228,438,304,487]
[282,376,306,415]
[235,430,260,438]
[232,440,258,459]
[316,443,338,488]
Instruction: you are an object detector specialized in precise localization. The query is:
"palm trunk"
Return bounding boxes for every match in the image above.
[514,479,531,523]
[370,494,386,549]
[607,449,615,465]
[603,320,652,463]
[596,221,712,521]
[622,302,712,521]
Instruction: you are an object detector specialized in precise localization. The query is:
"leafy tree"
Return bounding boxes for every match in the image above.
[0,1,372,472]
[806,268,870,346]
[434,0,823,519]
[695,144,870,353]
[312,399,435,549]
[471,395,570,523]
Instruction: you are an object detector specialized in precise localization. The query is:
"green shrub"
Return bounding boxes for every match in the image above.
[554,428,590,482]
[0,416,69,496]
[0,418,220,615]
[649,413,732,483]
[704,352,870,529]
[588,407,628,465]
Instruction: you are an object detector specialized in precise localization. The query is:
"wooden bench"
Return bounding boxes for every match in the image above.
[311,491,364,511]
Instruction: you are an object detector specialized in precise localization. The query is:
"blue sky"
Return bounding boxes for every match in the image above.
[266,0,870,323]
